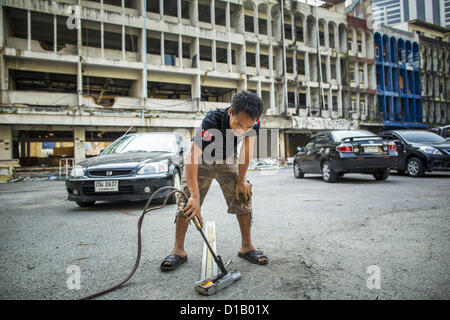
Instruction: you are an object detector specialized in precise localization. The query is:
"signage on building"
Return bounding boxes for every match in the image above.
[292,116,358,130]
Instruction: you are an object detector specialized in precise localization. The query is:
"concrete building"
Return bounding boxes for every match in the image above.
[372,0,449,28]
[0,0,378,168]
[374,25,425,128]
[393,19,450,125]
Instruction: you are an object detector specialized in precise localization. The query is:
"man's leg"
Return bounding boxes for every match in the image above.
[162,167,212,268]
[236,213,267,264]
[215,163,267,265]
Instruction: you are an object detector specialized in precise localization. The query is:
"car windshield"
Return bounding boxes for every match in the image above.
[398,131,446,143]
[331,130,380,142]
[102,134,177,154]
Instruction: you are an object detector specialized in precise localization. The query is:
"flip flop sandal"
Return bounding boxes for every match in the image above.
[160,254,188,271]
[238,250,268,265]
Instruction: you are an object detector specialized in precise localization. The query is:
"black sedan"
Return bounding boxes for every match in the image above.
[66,132,186,207]
[379,130,450,177]
[293,130,398,182]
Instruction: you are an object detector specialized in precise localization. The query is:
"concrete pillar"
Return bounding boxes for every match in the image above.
[27,10,31,51]
[227,42,232,72]
[0,126,12,161]
[178,34,183,68]
[190,37,199,68]
[270,81,276,114]
[160,32,165,65]
[77,61,83,107]
[269,45,273,77]
[53,14,57,53]
[336,56,341,85]
[278,130,285,160]
[211,0,215,27]
[253,5,259,35]
[74,127,86,163]
[122,24,126,60]
[0,4,4,49]
[306,86,311,114]
[326,55,331,83]
[192,74,201,101]
[159,0,164,18]
[237,45,246,74]
[328,89,333,117]
[226,1,230,32]
[304,52,310,80]
[190,0,198,27]
[256,42,260,74]
[101,5,104,58]
[0,5,6,105]
[177,0,182,23]
[212,40,217,70]
[267,6,272,40]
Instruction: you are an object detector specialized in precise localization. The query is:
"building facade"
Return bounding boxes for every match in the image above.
[0,0,378,166]
[374,25,425,128]
[372,0,449,28]
[393,19,450,125]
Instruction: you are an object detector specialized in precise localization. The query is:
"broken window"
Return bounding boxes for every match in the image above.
[147,0,159,14]
[200,43,212,62]
[148,81,191,100]
[284,14,292,41]
[201,86,236,102]
[164,0,178,18]
[30,11,55,51]
[246,51,256,68]
[215,4,226,27]
[245,14,254,33]
[83,75,135,107]
[164,37,179,66]
[8,70,77,93]
[198,3,211,24]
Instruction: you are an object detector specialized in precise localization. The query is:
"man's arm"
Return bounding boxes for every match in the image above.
[236,136,255,201]
[182,141,204,226]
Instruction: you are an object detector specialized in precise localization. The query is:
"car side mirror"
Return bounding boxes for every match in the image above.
[178,146,184,155]
[393,139,403,145]
[296,146,303,152]
[99,149,105,155]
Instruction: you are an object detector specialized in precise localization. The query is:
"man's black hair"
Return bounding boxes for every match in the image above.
[230,90,263,120]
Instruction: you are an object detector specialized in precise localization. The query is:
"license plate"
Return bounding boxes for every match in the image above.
[95,180,118,192]
[364,146,379,153]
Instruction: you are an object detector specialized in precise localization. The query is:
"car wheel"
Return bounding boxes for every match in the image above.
[167,170,181,204]
[75,201,96,207]
[373,169,390,181]
[406,157,425,177]
[293,161,304,179]
[321,161,337,183]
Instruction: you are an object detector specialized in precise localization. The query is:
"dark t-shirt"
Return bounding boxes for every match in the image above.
[193,107,260,162]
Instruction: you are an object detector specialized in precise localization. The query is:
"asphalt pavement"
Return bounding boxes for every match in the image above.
[0,169,449,300]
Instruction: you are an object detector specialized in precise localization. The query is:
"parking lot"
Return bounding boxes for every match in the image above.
[0,169,449,300]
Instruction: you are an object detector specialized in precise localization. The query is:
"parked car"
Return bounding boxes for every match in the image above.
[293,130,398,182]
[378,130,450,177]
[430,125,450,139]
[66,132,186,207]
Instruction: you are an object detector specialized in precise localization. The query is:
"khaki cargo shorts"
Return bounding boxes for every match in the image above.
[176,158,253,220]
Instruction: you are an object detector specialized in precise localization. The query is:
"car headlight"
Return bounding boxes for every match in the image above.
[70,165,85,177]
[137,161,169,175]
[419,146,443,155]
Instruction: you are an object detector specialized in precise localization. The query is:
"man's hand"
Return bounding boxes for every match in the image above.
[183,195,203,227]
[235,180,252,202]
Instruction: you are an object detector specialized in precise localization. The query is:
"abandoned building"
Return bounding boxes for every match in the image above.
[0,0,383,169]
